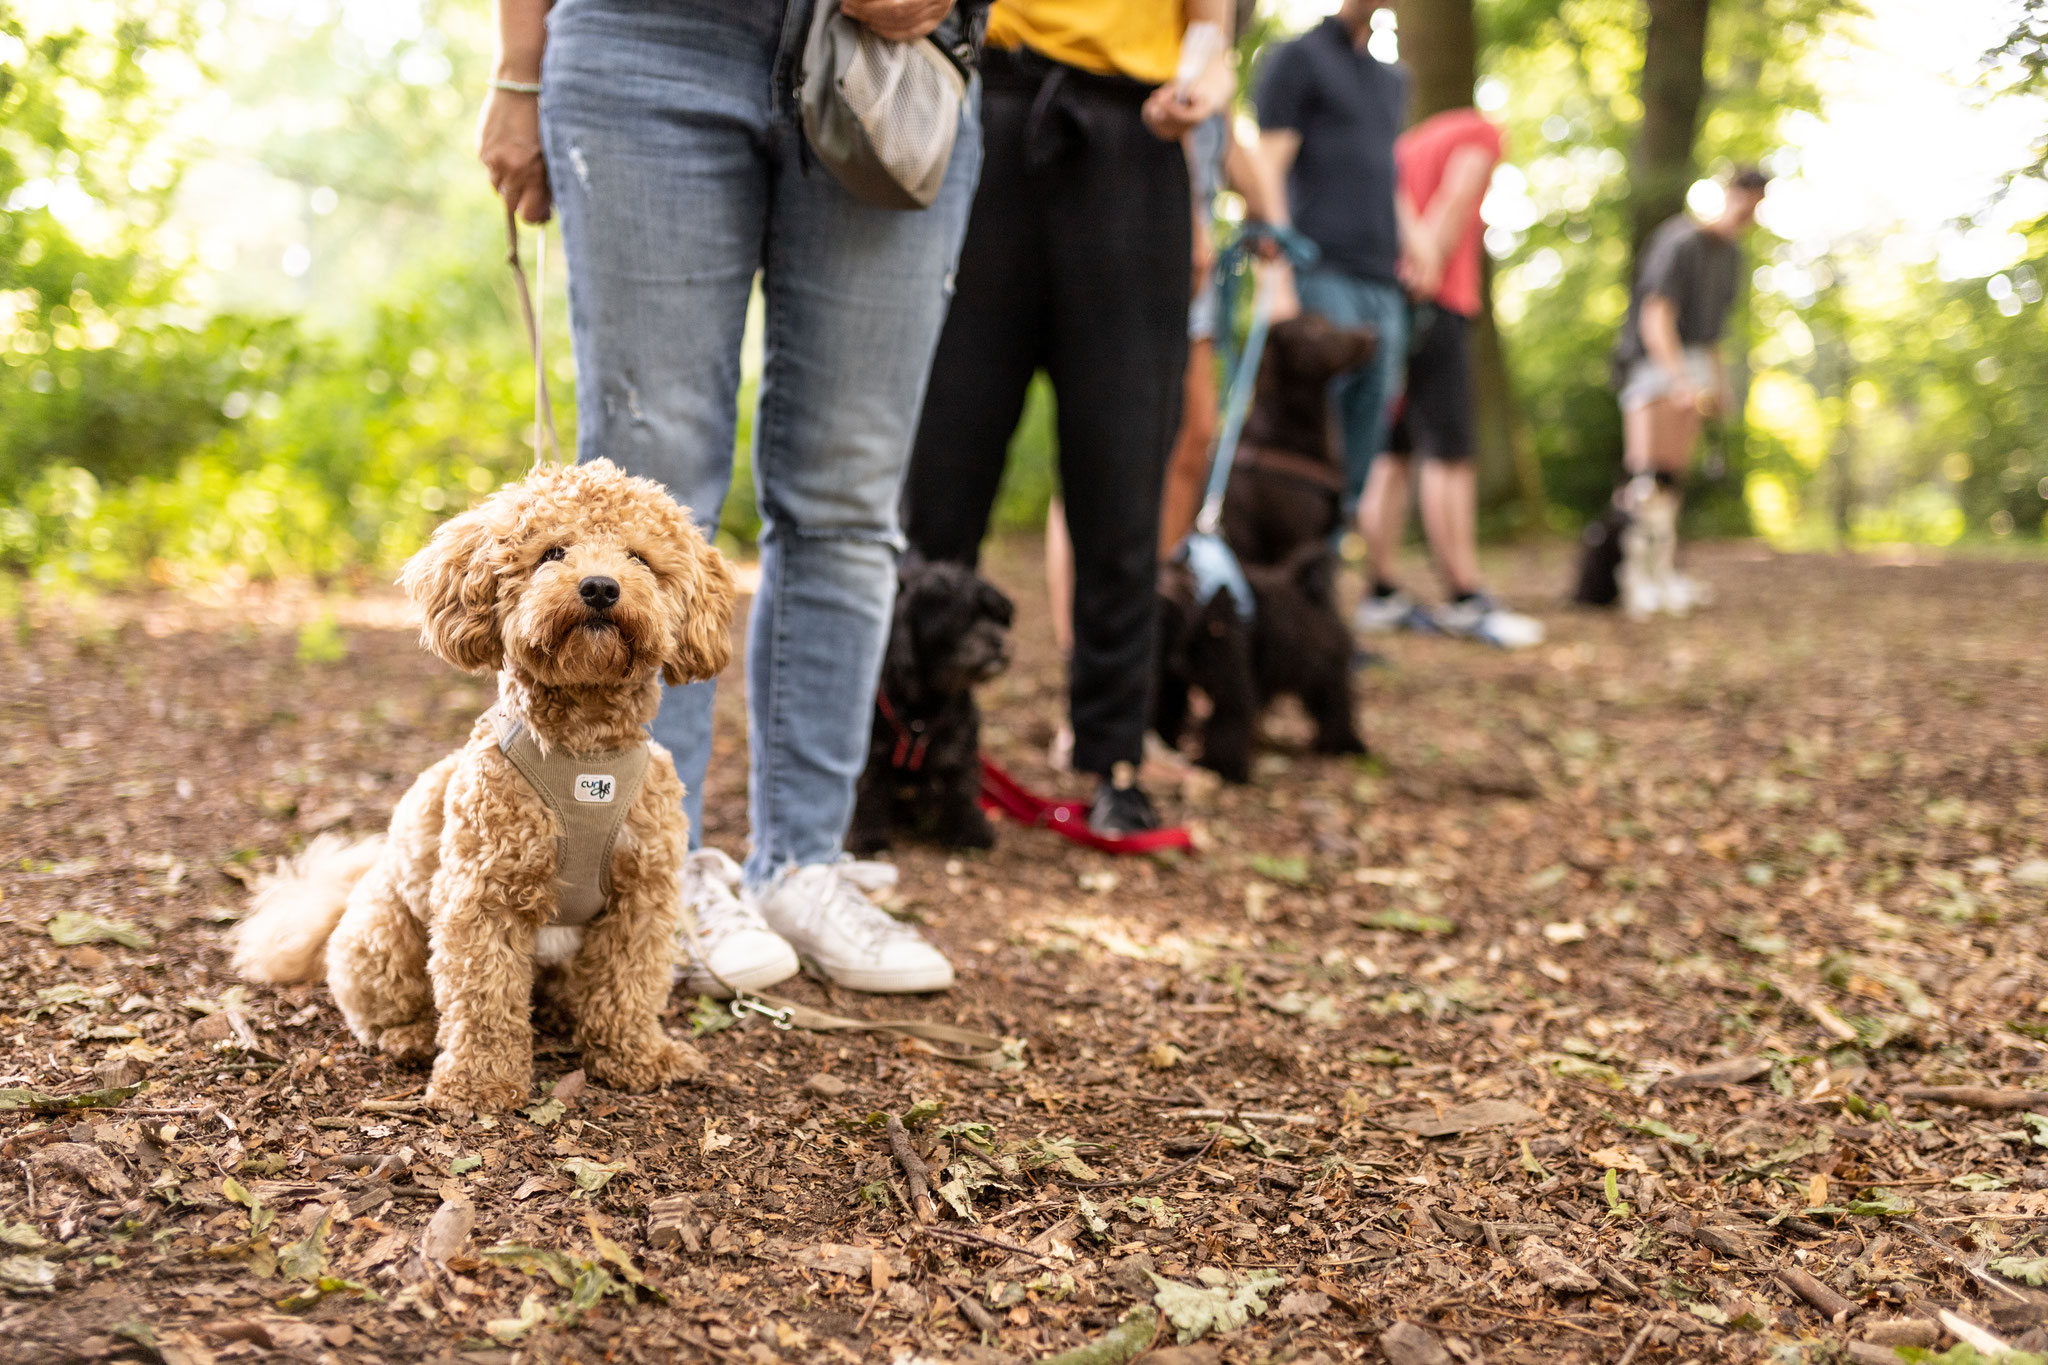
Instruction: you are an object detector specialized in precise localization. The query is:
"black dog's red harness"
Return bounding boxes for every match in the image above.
[875,690,930,772]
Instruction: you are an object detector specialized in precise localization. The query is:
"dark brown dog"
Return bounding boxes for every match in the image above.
[1220,314,1377,566]
[1154,545,1366,783]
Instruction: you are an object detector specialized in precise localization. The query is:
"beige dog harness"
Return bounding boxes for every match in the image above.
[489,706,651,927]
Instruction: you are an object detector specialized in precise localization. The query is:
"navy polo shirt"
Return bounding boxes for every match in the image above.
[1255,17,1408,285]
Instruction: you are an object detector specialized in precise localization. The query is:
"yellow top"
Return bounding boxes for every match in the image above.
[986,0,1186,86]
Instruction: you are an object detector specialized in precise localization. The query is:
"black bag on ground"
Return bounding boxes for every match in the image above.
[1573,505,1628,607]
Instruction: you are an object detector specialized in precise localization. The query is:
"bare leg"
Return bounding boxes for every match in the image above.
[1044,496,1074,658]
[1418,458,1480,597]
[1044,497,1076,768]
[1158,337,1217,556]
[1357,453,1411,589]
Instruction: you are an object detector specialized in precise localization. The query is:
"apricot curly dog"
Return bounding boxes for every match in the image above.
[231,459,736,1114]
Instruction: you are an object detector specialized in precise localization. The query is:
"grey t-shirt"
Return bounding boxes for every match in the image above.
[1613,215,1743,375]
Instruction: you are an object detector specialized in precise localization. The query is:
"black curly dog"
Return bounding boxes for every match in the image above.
[849,557,1013,853]
[1154,546,1365,784]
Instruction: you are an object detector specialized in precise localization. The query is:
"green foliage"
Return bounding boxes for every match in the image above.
[6,0,2046,587]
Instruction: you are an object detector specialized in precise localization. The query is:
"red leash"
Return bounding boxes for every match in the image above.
[977,757,1193,856]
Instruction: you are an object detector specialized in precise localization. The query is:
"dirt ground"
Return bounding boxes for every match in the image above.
[5,538,2048,1365]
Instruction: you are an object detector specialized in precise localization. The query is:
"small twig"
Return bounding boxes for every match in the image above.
[1897,1085,2044,1113]
[1061,1129,1224,1191]
[1156,1108,1319,1125]
[1778,1265,1855,1323]
[1615,1321,1657,1365]
[918,1224,1063,1268]
[19,1159,38,1218]
[944,1282,1000,1335]
[884,1115,938,1225]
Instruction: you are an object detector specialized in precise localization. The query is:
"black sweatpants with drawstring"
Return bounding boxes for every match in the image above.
[904,44,1192,780]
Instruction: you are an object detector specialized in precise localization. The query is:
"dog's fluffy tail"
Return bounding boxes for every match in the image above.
[230,833,384,983]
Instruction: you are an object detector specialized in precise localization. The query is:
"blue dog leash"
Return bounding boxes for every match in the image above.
[1179,223,1321,622]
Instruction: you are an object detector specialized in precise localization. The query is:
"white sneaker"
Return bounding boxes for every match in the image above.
[1434,593,1546,649]
[1352,588,1434,634]
[674,849,800,998]
[753,861,954,994]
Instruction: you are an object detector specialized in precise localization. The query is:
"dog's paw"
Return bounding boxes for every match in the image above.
[586,1036,708,1092]
[374,1020,437,1063]
[425,1072,525,1117]
[1314,732,1368,756]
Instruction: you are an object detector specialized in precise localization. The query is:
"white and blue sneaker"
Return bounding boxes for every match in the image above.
[1434,592,1546,649]
[1352,588,1437,635]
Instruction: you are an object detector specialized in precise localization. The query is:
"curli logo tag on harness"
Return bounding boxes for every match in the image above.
[574,774,616,804]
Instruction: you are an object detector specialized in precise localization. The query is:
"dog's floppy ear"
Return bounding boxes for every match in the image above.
[398,499,508,673]
[977,579,1014,628]
[663,529,737,686]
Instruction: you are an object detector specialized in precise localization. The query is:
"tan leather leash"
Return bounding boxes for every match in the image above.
[692,952,1020,1072]
[504,204,564,466]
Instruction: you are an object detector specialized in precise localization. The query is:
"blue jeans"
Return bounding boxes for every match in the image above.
[1296,268,1409,516]
[541,0,982,886]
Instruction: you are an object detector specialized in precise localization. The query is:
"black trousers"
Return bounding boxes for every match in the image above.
[905,49,1192,778]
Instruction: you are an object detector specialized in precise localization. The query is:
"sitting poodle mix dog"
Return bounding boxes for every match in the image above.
[849,557,1012,852]
[1154,545,1365,783]
[232,459,736,1114]
[1220,313,1377,566]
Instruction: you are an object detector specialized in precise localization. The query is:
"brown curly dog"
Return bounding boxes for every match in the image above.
[231,459,736,1114]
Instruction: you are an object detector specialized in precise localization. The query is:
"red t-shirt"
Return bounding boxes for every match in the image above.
[1395,108,1504,318]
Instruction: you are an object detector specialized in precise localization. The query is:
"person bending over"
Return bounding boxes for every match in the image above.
[1607,166,1769,611]
[905,0,1234,835]
[1353,105,1543,650]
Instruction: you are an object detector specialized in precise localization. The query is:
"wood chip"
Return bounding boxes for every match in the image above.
[1516,1238,1601,1293]
[1859,1318,1939,1347]
[1379,1321,1454,1365]
[1659,1056,1771,1088]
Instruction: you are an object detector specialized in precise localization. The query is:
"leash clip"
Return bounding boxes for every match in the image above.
[730,996,795,1030]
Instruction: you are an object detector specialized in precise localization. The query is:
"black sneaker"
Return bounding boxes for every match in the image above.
[1088,763,1159,837]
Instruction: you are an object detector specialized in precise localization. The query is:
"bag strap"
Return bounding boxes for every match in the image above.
[504,204,564,466]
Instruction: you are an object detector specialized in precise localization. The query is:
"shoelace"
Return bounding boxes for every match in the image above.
[684,851,770,947]
[808,865,923,950]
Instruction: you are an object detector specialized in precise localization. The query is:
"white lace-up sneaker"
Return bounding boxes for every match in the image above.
[674,849,799,998]
[753,861,954,994]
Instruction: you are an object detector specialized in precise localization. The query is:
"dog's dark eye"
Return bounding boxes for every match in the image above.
[540,546,566,565]
[626,551,646,568]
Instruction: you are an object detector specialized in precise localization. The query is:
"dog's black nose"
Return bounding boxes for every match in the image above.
[579,576,620,610]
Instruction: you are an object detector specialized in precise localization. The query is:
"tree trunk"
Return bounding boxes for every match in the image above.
[1395,0,1547,528]
[1628,0,1714,263]
[1394,0,1477,122]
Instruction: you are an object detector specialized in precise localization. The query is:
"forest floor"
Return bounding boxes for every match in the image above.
[5,539,2048,1365]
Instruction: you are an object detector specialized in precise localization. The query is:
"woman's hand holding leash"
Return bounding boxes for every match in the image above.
[480,83,552,225]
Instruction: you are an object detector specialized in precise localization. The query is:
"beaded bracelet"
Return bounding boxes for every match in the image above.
[491,78,542,94]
